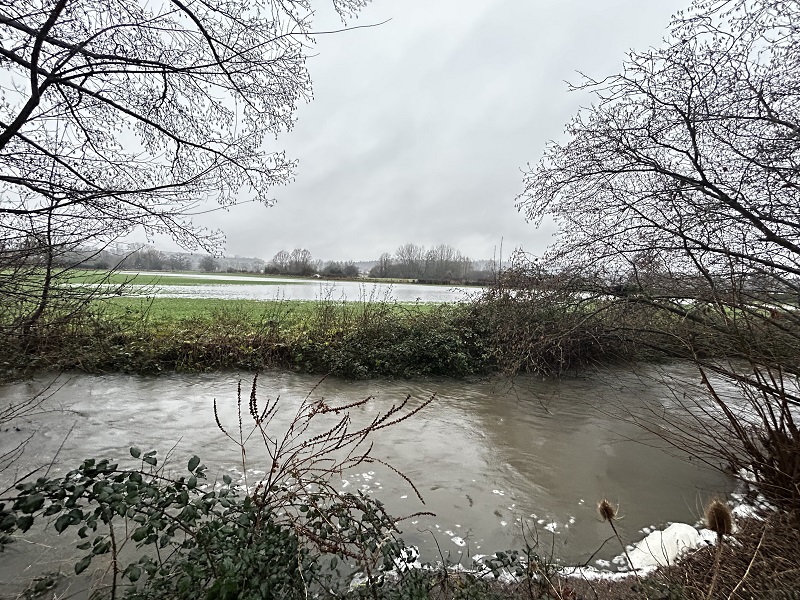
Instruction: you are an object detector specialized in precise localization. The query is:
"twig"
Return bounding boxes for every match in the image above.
[726,525,767,600]
[45,420,76,478]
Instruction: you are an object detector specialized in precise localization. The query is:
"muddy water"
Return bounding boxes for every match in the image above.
[0,365,732,592]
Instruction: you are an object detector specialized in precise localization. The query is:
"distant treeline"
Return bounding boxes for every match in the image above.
[44,245,265,273]
[368,243,496,283]
[50,242,497,282]
[263,248,359,278]
[263,244,498,283]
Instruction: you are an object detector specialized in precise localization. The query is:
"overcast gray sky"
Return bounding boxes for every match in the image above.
[189,0,685,263]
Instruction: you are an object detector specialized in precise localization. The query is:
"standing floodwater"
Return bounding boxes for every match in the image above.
[0,364,731,592]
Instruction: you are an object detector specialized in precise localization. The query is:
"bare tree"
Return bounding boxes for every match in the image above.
[289,247,314,275]
[517,0,800,508]
[395,243,425,279]
[423,243,470,281]
[198,255,217,273]
[0,197,122,341]
[269,250,292,274]
[0,0,371,250]
[370,252,393,278]
[0,0,372,353]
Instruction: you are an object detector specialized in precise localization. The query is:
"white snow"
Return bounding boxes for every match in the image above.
[622,523,710,570]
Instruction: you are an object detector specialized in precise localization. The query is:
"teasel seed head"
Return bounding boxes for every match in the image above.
[598,499,617,522]
[705,499,733,537]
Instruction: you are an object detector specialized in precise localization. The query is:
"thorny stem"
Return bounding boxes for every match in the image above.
[706,532,724,600]
[607,519,644,592]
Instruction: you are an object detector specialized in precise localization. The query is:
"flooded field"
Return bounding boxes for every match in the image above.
[114,271,481,302]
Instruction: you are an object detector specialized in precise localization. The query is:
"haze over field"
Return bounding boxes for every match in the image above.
[141,0,685,263]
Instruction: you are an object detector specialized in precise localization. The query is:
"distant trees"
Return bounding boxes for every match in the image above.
[264,250,362,278]
[269,251,292,274]
[265,248,317,276]
[289,249,315,276]
[199,256,218,273]
[321,261,359,278]
[123,248,167,272]
[373,253,394,278]
[395,243,426,279]
[368,243,490,282]
[424,244,471,280]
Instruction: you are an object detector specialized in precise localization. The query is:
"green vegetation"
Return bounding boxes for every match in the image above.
[4,0,800,596]
[4,273,798,388]
[64,270,307,287]
[0,294,493,379]
[0,377,440,600]
[7,283,792,382]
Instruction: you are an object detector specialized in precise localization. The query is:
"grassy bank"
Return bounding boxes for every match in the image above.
[1,296,494,379]
[3,290,779,381]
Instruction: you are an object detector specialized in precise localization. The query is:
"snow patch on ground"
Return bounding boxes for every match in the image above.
[623,523,711,570]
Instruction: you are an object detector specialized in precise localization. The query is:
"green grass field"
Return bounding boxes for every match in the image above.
[65,270,310,287]
[94,296,435,324]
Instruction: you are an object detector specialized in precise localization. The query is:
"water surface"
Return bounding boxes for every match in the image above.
[117,271,482,302]
[0,365,732,593]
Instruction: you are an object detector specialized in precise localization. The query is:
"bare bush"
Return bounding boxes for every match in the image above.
[515,0,800,509]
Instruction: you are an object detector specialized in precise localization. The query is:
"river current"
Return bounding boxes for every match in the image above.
[0,364,733,594]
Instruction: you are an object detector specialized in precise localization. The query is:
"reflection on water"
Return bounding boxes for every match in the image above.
[116,272,482,302]
[0,365,732,590]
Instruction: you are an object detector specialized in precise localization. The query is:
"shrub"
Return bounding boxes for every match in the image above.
[0,376,435,599]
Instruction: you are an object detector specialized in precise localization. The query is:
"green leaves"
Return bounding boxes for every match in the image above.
[3,434,416,600]
[188,455,200,472]
[126,564,142,582]
[18,493,45,514]
[132,527,149,543]
[54,513,72,533]
[142,450,157,467]
[74,555,91,575]
[0,513,16,532]
[16,515,34,532]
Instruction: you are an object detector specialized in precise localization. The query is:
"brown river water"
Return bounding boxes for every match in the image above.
[0,364,733,594]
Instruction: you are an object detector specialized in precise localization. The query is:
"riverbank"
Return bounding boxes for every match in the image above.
[7,263,799,382]
[1,292,697,381]
[0,297,490,379]
[502,509,800,599]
